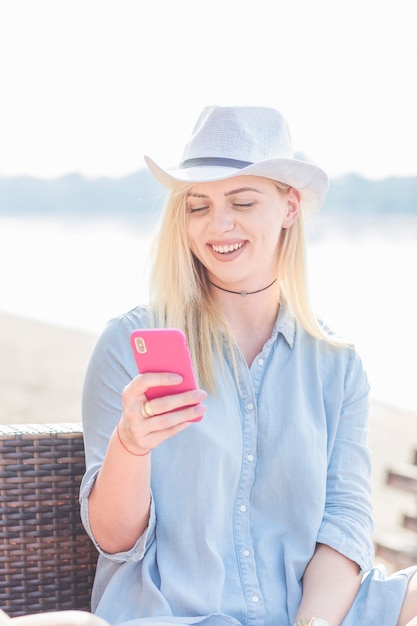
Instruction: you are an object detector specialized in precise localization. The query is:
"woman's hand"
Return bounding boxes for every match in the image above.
[118,372,208,456]
[89,373,206,554]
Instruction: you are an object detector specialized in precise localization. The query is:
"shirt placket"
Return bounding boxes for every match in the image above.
[234,358,266,626]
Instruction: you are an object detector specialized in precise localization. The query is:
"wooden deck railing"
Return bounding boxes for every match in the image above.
[374,448,417,569]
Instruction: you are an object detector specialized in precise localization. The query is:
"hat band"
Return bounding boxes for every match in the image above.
[180,157,253,170]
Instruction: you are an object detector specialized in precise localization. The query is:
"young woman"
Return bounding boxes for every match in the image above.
[80,106,417,626]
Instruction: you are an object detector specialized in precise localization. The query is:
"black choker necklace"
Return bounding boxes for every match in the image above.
[209,278,277,297]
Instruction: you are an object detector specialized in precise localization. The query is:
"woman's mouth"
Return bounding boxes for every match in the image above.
[211,242,243,254]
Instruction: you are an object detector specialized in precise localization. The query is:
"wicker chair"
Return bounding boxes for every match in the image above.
[0,424,98,618]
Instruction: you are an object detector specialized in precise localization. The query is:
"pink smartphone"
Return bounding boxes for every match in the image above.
[130,328,198,404]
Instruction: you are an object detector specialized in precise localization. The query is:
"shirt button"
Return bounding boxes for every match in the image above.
[247,454,254,462]
[252,596,259,603]
[239,504,247,512]
[242,549,250,557]
[247,403,254,411]
[257,358,265,366]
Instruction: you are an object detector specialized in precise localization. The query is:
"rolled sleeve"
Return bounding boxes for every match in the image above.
[80,469,157,562]
[320,349,374,573]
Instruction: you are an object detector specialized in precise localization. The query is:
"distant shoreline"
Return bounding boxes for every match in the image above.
[1,170,416,220]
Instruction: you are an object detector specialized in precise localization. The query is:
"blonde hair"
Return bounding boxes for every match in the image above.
[149,180,340,391]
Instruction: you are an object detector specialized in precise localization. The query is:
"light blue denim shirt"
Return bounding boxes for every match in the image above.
[81,303,415,626]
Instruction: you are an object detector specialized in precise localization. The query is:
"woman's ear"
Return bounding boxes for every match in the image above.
[282,188,301,229]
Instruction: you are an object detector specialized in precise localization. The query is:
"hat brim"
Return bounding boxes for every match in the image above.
[144,155,329,215]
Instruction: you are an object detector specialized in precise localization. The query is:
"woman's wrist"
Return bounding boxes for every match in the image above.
[116,420,151,457]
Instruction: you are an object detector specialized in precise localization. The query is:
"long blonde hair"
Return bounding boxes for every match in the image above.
[149,180,339,391]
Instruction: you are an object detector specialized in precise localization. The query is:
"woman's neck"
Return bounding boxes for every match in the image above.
[212,286,280,365]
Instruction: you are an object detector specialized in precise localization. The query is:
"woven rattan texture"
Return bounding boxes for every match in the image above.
[0,424,97,617]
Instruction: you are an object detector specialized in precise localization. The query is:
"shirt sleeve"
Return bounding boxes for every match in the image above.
[317,347,375,573]
[79,311,156,562]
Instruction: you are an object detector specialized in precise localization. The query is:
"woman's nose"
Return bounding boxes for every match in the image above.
[210,206,234,233]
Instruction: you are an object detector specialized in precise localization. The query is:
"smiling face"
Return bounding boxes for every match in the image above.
[186,175,300,293]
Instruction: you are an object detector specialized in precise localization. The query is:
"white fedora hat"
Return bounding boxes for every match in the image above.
[144,105,329,215]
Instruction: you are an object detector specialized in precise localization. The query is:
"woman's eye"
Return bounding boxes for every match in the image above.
[233,202,255,209]
[188,206,208,213]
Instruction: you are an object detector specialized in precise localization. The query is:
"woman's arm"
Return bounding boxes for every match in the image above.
[88,373,207,554]
[88,425,152,555]
[294,543,361,626]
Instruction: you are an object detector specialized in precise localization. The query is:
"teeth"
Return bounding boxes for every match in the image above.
[212,243,243,254]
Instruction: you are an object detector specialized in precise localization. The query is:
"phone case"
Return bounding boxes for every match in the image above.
[130,328,198,402]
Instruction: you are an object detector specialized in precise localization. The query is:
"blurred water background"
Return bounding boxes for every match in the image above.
[0,172,416,413]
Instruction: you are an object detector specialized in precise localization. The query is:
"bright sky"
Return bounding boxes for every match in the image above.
[1,0,416,180]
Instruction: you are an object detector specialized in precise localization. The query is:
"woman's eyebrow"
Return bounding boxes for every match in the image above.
[187,192,208,198]
[187,187,264,199]
[187,187,265,200]
[225,187,264,196]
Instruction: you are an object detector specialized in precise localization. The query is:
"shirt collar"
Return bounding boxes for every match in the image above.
[270,300,296,349]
